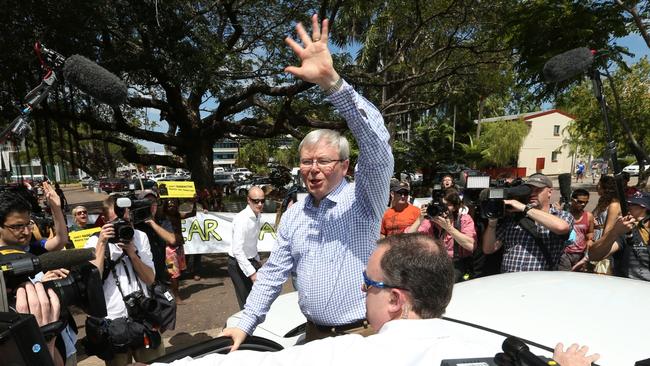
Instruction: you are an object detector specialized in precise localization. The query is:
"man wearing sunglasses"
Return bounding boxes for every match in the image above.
[221,14,393,348]
[380,179,421,238]
[228,186,265,309]
[557,189,594,271]
[146,234,599,366]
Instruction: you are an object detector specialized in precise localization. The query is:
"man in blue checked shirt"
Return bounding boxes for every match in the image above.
[221,14,393,349]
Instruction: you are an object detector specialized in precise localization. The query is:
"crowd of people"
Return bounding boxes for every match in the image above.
[4,13,647,366]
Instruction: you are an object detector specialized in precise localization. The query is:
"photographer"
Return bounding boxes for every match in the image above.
[84,196,164,366]
[482,174,573,272]
[135,193,169,285]
[407,190,476,282]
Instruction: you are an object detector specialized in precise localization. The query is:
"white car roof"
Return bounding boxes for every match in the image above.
[445,271,650,365]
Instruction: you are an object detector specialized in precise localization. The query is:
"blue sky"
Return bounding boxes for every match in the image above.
[138,34,650,153]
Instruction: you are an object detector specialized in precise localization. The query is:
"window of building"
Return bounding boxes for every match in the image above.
[213,153,237,160]
[551,151,559,162]
[553,125,560,136]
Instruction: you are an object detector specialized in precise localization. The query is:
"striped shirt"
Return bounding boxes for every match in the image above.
[237,80,393,333]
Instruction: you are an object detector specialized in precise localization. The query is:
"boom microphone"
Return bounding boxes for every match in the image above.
[543,47,595,83]
[0,248,95,279]
[62,55,128,105]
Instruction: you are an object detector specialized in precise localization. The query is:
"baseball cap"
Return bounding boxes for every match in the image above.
[390,179,410,192]
[627,191,650,209]
[525,173,553,188]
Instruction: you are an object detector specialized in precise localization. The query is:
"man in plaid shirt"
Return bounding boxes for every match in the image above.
[482,174,573,272]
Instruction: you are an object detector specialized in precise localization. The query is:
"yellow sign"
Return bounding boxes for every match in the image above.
[69,227,102,248]
[158,181,196,198]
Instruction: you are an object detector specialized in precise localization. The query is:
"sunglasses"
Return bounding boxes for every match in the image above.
[76,211,88,215]
[361,270,408,292]
[572,198,589,205]
[395,190,409,196]
[249,198,265,204]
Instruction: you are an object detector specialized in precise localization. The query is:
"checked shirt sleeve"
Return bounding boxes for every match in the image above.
[327,80,393,221]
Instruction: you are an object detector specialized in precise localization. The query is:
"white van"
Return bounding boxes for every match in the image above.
[213,167,225,174]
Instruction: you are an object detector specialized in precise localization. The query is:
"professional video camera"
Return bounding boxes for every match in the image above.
[110,196,153,243]
[0,248,107,365]
[426,184,448,217]
[0,248,107,318]
[479,181,532,220]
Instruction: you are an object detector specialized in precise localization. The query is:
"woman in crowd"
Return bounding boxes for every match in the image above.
[157,199,188,304]
[408,189,477,282]
[69,205,90,232]
[589,175,621,274]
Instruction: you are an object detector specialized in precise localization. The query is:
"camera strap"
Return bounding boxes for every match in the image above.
[110,255,145,301]
[518,216,555,269]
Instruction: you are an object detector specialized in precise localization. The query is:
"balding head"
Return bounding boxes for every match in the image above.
[247,186,265,216]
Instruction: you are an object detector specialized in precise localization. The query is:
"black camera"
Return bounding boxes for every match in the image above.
[109,219,135,243]
[122,290,154,321]
[43,263,107,318]
[426,185,448,217]
[480,184,532,219]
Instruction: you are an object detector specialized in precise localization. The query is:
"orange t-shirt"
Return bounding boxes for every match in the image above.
[381,204,421,236]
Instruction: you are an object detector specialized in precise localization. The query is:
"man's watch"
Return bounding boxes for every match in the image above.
[523,203,535,216]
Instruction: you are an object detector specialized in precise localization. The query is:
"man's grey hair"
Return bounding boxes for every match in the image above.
[299,129,350,160]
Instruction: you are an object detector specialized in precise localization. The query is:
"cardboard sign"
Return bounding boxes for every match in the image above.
[69,227,102,248]
[158,181,196,198]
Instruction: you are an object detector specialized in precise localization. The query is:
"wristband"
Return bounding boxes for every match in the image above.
[523,203,535,217]
[323,77,343,96]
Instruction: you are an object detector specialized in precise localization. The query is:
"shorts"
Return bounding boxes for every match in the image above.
[165,245,187,279]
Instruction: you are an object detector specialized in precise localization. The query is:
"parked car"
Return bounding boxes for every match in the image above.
[622,163,650,176]
[233,167,253,177]
[235,177,272,196]
[80,176,94,187]
[214,173,236,188]
[127,178,157,190]
[225,272,650,364]
[99,178,130,193]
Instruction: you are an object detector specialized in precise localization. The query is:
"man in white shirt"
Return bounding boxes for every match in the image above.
[144,233,598,366]
[85,196,164,366]
[228,186,264,309]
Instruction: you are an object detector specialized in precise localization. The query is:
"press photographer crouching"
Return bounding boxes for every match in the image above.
[83,195,165,366]
[482,173,573,272]
[407,189,477,282]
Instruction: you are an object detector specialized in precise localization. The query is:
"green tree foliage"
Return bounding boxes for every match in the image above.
[479,119,529,167]
[556,58,650,184]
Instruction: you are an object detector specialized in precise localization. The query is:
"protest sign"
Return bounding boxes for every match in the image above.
[158,181,196,198]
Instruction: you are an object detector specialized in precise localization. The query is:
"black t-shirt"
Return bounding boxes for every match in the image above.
[135,222,168,282]
[613,227,650,281]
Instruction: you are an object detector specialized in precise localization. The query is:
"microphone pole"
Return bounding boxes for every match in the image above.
[589,67,628,214]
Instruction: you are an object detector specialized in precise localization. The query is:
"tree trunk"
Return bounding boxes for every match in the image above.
[184,135,215,192]
[476,96,485,139]
[103,140,115,178]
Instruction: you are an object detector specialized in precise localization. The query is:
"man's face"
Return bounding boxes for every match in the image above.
[629,204,647,221]
[528,185,551,207]
[442,177,453,188]
[391,190,409,207]
[300,140,349,203]
[0,211,33,246]
[570,194,589,212]
[247,190,265,216]
[364,245,392,331]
